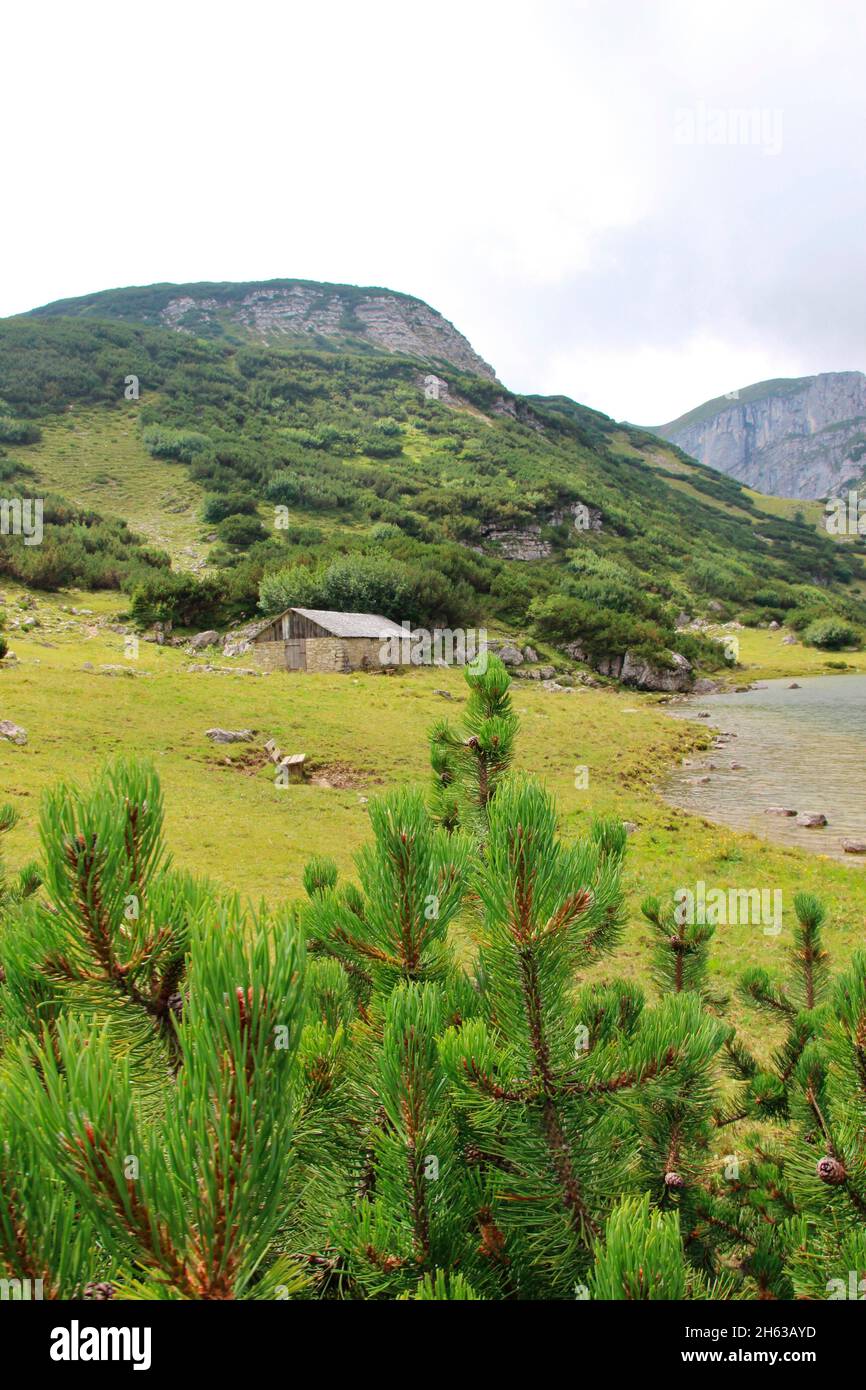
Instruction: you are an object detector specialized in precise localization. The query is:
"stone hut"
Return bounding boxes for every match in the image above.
[248,607,408,673]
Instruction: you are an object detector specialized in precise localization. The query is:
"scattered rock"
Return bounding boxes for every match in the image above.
[729,762,746,770]
[841,839,866,854]
[205,728,256,744]
[539,665,556,681]
[522,645,539,663]
[223,636,252,658]
[688,775,712,784]
[696,711,711,719]
[497,644,524,666]
[768,620,780,630]
[692,677,723,694]
[622,821,639,835]
[433,688,454,700]
[795,812,828,828]
[189,629,221,651]
[765,806,797,816]
[0,720,27,745]
[782,635,797,645]
[788,682,801,689]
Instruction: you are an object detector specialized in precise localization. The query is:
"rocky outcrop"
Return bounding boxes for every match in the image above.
[30,279,497,380]
[654,372,866,499]
[563,643,693,692]
[479,503,602,560]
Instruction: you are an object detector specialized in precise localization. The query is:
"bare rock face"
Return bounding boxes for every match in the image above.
[562,643,692,691]
[32,279,497,380]
[655,372,866,499]
[479,503,602,560]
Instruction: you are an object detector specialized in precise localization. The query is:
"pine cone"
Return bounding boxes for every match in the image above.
[664,1170,685,1188]
[83,1281,115,1300]
[816,1156,846,1185]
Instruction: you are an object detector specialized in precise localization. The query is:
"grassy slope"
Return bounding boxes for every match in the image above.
[4,405,208,568]
[2,587,864,1049]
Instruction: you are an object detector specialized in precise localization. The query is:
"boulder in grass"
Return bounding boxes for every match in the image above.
[497,644,524,666]
[796,812,828,828]
[189,630,221,651]
[523,645,539,663]
[842,839,866,854]
[205,728,256,744]
[0,720,27,745]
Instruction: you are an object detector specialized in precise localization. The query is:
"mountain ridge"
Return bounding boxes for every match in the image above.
[2,283,865,682]
[652,371,866,500]
[25,277,498,382]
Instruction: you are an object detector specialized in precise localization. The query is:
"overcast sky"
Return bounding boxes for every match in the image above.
[3,0,864,422]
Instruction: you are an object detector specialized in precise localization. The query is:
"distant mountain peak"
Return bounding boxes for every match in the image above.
[651,371,866,499]
[25,277,498,380]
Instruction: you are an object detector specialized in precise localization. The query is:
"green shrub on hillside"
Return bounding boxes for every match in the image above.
[143,426,212,463]
[259,552,468,627]
[216,513,267,548]
[0,416,41,445]
[202,491,259,523]
[129,571,228,627]
[802,617,860,650]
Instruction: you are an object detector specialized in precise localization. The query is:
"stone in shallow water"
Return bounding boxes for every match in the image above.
[766,806,797,816]
[795,812,828,828]
[841,839,866,854]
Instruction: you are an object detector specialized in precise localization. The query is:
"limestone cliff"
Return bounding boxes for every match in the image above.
[654,372,866,499]
[27,278,497,380]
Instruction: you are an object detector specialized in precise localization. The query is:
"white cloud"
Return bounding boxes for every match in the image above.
[2,0,864,423]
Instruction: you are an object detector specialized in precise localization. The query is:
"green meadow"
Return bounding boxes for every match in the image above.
[2,587,864,1055]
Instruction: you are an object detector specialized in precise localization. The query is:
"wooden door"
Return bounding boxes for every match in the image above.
[284,639,306,670]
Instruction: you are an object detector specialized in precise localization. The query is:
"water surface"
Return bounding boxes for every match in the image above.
[663,674,866,861]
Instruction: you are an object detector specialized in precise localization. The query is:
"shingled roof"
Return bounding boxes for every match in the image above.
[254,607,407,639]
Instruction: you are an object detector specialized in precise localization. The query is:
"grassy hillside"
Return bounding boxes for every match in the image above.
[2,313,864,672]
[5,406,208,567]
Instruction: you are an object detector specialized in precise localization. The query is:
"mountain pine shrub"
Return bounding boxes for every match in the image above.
[0,659,865,1300]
